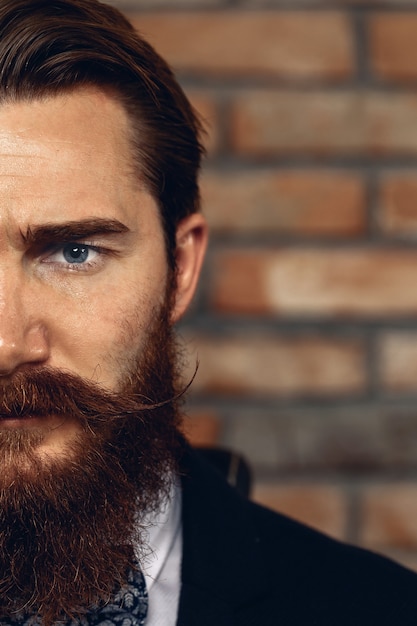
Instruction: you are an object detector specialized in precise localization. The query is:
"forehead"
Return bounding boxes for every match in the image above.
[0,88,147,227]
[0,87,133,159]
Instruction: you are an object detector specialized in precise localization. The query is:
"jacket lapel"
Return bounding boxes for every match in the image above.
[176,446,271,626]
[176,583,235,626]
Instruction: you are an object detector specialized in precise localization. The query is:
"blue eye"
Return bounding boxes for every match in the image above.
[43,242,103,269]
[42,242,102,270]
[62,244,90,264]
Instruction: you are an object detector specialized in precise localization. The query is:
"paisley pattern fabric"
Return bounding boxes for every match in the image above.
[0,567,148,626]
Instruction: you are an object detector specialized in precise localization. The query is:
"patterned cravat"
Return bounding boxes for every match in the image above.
[0,566,148,626]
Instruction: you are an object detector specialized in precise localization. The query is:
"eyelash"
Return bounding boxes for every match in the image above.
[41,242,108,272]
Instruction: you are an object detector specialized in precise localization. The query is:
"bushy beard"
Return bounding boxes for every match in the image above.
[0,297,184,625]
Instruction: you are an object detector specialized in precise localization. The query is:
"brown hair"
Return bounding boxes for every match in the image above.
[0,0,205,267]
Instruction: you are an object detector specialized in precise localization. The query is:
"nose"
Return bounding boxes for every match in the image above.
[0,277,49,376]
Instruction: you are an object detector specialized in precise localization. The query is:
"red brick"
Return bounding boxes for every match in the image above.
[378,172,417,236]
[125,0,221,8]
[378,332,417,391]
[187,91,219,154]
[244,0,417,5]
[370,14,417,82]
[201,169,366,236]
[223,408,417,472]
[360,484,417,549]
[231,91,417,157]
[130,12,353,79]
[184,335,366,395]
[253,483,348,540]
[211,248,417,316]
[381,550,417,573]
[181,412,221,446]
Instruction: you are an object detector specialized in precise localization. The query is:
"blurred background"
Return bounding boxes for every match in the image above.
[112,0,417,569]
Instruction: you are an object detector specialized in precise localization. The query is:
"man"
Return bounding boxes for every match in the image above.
[0,1,414,625]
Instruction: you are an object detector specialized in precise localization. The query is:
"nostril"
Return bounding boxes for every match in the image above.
[25,325,50,365]
[0,340,25,376]
[0,324,49,375]
[0,364,18,377]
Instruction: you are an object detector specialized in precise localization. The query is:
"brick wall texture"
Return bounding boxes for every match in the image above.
[114,0,417,569]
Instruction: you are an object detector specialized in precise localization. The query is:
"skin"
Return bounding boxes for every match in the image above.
[0,87,207,459]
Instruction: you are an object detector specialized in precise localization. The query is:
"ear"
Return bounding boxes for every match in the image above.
[171,213,208,324]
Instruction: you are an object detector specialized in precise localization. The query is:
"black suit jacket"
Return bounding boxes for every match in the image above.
[177,448,417,625]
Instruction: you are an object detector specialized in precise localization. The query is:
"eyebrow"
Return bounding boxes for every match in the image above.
[21,218,130,246]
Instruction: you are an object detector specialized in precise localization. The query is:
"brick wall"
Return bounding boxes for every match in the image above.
[114,0,417,569]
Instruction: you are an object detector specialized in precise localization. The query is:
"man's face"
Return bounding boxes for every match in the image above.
[0,87,207,622]
[0,87,172,458]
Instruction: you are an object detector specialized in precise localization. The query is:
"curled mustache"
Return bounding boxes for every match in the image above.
[0,367,169,422]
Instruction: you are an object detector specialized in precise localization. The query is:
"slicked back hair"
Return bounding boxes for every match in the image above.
[0,0,205,268]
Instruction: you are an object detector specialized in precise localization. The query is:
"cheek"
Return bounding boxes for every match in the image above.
[47,286,162,387]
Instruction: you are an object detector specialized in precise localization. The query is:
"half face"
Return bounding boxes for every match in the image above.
[0,87,206,460]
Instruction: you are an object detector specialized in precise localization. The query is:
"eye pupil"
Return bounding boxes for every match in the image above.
[63,244,89,264]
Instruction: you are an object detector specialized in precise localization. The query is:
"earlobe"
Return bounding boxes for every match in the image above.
[171,213,208,323]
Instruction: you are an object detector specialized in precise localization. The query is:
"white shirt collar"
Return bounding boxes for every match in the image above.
[136,479,182,626]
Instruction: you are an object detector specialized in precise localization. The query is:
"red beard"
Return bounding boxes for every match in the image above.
[0,298,184,625]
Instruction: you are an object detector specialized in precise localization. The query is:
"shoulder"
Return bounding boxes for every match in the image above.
[248,498,417,623]
[179,445,417,626]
